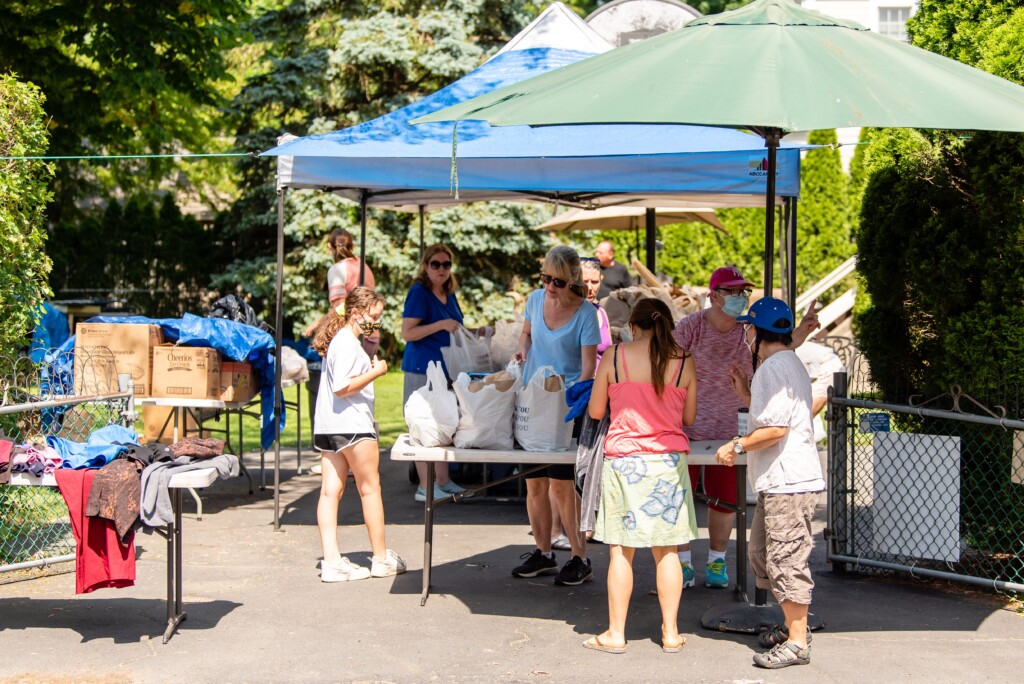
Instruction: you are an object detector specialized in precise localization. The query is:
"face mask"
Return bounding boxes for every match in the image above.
[356,317,382,336]
[620,325,634,342]
[721,294,749,318]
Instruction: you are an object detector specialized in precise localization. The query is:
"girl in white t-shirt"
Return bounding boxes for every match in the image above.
[312,287,405,582]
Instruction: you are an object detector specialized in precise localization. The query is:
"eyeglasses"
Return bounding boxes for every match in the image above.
[580,256,601,263]
[428,260,452,270]
[540,273,569,289]
[716,287,752,297]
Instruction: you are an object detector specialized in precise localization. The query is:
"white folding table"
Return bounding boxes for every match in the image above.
[390,434,747,605]
[8,466,221,643]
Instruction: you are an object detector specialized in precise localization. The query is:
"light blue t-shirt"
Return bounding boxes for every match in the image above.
[521,289,602,386]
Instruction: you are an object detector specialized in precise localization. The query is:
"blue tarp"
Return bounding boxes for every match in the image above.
[30,303,71,363]
[61,315,281,450]
[263,47,802,207]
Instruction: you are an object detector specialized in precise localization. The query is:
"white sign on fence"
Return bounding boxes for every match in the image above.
[871,432,961,563]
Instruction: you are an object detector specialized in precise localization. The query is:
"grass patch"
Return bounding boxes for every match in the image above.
[142,371,409,451]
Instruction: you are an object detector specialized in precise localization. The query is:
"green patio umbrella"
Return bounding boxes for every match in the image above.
[414,0,1024,296]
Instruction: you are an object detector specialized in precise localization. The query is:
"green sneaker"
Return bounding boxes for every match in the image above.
[681,561,696,589]
[705,559,729,588]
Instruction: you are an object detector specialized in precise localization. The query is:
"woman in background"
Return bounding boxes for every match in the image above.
[401,244,468,502]
[580,257,612,364]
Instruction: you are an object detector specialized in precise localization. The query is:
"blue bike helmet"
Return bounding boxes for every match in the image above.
[736,297,794,333]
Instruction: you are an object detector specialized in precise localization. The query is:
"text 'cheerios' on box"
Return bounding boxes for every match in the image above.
[151,345,221,399]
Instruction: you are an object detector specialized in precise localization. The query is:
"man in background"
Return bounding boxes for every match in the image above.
[595,241,632,299]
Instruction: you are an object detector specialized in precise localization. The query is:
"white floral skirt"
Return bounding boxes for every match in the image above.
[594,452,698,548]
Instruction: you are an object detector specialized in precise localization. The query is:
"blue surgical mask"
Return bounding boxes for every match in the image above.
[721,294,749,318]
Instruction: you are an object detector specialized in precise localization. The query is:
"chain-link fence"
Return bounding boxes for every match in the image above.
[0,347,132,578]
[827,374,1024,594]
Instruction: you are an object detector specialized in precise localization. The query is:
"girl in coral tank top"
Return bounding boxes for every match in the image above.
[583,297,698,655]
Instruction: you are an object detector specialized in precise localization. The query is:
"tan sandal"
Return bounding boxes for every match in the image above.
[661,636,686,653]
[582,635,627,654]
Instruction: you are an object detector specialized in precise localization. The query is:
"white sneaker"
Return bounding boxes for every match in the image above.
[551,533,572,551]
[370,549,407,577]
[321,557,371,582]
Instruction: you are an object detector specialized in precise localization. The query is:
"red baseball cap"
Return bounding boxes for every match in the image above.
[709,265,754,290]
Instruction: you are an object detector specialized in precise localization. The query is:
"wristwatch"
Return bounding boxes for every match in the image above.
[732,436,746,455]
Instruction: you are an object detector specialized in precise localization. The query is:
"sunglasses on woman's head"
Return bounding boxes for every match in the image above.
[429,259,452,270]
[540,273,568,289]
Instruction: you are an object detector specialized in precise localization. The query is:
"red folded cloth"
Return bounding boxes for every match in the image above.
[55,469,135,594]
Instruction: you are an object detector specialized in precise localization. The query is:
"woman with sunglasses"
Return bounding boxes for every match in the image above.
[401,244,469,501]
[510,245,602,587]
[580,258,613,365]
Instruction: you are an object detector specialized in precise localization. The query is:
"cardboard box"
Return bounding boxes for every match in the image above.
[74,323,164,397]
[142,405,198,444]
[220,361,256,403]
[151,345,221,399]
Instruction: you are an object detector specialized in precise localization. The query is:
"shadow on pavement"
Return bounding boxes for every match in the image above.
[0,597,241,644]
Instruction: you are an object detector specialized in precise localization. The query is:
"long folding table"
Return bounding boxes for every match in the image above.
[390,434,747,605]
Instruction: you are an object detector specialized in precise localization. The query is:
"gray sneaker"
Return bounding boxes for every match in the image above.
[753,641,810,669]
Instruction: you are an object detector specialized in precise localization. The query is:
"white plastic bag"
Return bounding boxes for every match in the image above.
[441,326,492,377]
[514,366,572,452]
[490,314,524,369]
[452,369,518,449]
[405,361,459,447]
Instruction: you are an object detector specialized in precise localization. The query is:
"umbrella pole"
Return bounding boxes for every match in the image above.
[358,190,368,286]
[645,208,656,274]
[273,186,285,531]
[762,129,781,296]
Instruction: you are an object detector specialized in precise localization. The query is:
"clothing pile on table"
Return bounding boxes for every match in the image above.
[3,425,238,594]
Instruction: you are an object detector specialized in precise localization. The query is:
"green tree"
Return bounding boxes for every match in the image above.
[222,1,553,359]
[0,74,53,357]
[0,1,249,223]
[48,194,225,318]
[857,2,1024,404]
[795,129,854,292]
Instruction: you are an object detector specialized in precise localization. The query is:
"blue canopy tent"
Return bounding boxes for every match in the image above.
[259,2,804,527]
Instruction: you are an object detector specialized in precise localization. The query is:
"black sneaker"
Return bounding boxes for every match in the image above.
[554,556,594,586]
[512,549,558,578]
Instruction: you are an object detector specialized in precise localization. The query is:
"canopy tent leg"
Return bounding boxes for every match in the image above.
[359,190,368,286]
[419,205,426,258]
[645,207,656,275]
[779,201,790,303]
[786,197,798,312]
[273,187,285,531]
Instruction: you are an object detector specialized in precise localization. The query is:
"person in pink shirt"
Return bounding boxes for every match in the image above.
[672,265,818,590]
[583,298,698,654]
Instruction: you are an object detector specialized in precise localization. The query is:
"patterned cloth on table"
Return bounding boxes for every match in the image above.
[594,452,698,548]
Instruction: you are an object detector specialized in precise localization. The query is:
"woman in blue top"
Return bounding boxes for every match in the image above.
[510,245,602,587]
[401,243,467,501]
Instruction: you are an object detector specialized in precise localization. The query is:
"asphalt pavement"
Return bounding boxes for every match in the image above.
[2,448,1022,683]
